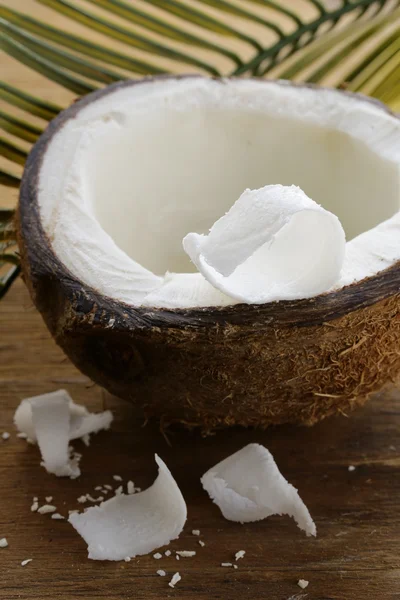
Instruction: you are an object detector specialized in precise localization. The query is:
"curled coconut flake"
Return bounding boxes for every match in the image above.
[183,184,345,304]
[14,390,113,478]
[201,444,316,537]
[69,455,187,560]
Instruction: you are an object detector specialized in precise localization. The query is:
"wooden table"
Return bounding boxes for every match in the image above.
[1,280,400,600]
[1,2,400,597]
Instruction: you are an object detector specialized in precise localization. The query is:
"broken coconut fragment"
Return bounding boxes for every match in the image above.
[183,184,345,304]
[69,455,186,561]
[14,390,112,478]
[201,444,316,536]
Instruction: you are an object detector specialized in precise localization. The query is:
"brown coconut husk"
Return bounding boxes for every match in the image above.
[16,77,400,431]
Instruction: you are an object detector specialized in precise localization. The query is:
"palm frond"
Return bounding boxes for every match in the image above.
[0,209,20,299]
[0,0,399,295]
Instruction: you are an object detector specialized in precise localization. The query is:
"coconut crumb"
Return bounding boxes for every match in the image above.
[86,494,104,503]
[153,553,162,560]
[2,432,10,440]
[17,432,28,439]
[38,504,57,515]
[235,550,245,561]
[21,559,32,566]
[233,564,238,569]
[157,569,166,577]
[51,513,65,520]
[176,555,180,560]
[176,551,196,558]
[221,562,233,567]
[124,556,131,562]
[45,496,53,503]
[113,475,122,481]
[0,538,8,548]
[165,550,171,557]
[30,501,39,512]
[348,465,356,472]
[77,495,88,504]
[94,486,102,491]
[298,579,309,589]
[169,572,181,588]
[114,485,123,496]
[127,481,135,495]
[104,484,112,490]
[198,540,205,547]
[192,529,200,536]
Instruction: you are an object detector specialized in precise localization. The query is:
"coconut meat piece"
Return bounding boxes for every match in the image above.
[201,444,316,536]
[36,77,400,309]
[14,390,113,477]
[69,455,187,561]
[183,184,345,304]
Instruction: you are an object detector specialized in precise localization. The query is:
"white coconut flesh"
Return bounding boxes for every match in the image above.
[37,77,400,308]
[14,389,113,478]
[201,443,316,536]
[69,455,187,560]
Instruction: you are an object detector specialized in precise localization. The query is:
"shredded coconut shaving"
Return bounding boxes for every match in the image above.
[38,504,57,514]
[69,455,187,560]
[169,572,181,588]
[21,559,32,566]
[0,538,8,548]
[14,390,113,479]
[183,184,345,304]
[298,579,309,589]
[201,444,316,536]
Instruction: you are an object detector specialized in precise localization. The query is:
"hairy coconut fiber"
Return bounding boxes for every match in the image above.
[16,78,400,431]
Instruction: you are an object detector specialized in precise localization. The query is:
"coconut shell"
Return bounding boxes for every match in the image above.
[16,77,400,430]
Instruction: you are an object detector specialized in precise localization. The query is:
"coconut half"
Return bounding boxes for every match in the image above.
[69,455,187,560]
[14,390,113,477]
[201,444,316,536]
[17,76,400,430]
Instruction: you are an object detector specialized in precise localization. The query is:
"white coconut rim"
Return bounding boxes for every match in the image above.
[37,77,400,309]
[14,389,113,477]
[201,443,316,536]
[69,454,187,560]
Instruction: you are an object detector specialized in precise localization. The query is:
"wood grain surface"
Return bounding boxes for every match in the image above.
[1,280,399,600]
[1,2,400,598]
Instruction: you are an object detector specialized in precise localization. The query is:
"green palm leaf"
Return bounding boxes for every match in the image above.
[0,0,399,298]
